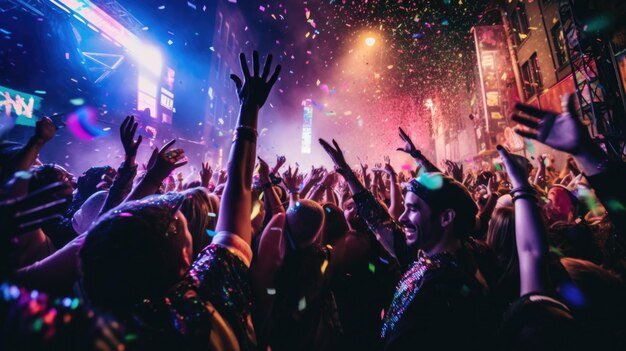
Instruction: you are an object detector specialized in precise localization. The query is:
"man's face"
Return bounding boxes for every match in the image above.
[343,198,357,223]
[398,192,440,250]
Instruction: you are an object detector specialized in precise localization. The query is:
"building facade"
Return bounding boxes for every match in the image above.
[204,0,257,167]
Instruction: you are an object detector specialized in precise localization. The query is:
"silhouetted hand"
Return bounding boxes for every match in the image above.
[231,51,282,110]
[119,115,142,158]
[1,180,72,234]
[513,94,593,156]
[145,139,188,183]
[34,117,56,144]
[257,157,270,182]
[200,162,213,188]
[497,145,531,189]
[272,155,287,175]
[319,139,350,174]
[444,160,463,182]
[282,166,301,193]
[217,169,227,185]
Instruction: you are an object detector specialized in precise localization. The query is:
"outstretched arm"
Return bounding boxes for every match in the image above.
[215,51,281,245]
[9,117,56,176]
[397,127,440,173]
[319,138,411,268]
[257,156,284,217]
[100,116,141,214]
[498,145,550,295]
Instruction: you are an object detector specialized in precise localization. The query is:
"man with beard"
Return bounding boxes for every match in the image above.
[320,137,495,351]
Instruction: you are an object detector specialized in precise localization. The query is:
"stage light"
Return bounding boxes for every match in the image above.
[131,44,163,76]
[365,37,376,47]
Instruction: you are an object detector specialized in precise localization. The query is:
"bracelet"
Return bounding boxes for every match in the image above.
[237,125,259,136]
[512,192,538,203]
[510,186,535,195]
[287,189,299,195]
[262,181,273,189]
[232,127,257,143]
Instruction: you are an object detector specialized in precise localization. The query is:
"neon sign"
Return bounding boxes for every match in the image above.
[0,86,42,127]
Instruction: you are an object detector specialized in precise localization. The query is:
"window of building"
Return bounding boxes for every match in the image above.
[215,54,221,79]
[510,2,530,45]
[223,64,230,88]
[228,33,235,53]
[520,53,542,99]
[551,22,568,68]
[217,12,223,36]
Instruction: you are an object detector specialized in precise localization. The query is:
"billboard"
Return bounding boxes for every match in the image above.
[0,85,43,127]
[473,25,520,148]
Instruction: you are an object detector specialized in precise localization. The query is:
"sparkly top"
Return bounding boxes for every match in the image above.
[381,250,457,338]
[133,243,256,350]
[380,248,493,350]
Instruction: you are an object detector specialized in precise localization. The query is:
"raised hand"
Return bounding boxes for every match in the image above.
[230,51,282,110]
[397,127,440,172]
[217,169,228,185]
[321,171,337,188]
[272,155,287,175]
[145,139,188,182]
[1,180,72,234]
[282,166,301,193]
[319,139,350,173]
[200,162,213,188]
[497,145,532,189]
[512,93,593,155]
[119,115,142,159]
[396,127,418,156]
[486,176,499,197]
[34,117,56,144]
[257,157,270,182]
[444,160,463,182]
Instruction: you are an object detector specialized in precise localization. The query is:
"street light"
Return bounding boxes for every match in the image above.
[365,37,376,47]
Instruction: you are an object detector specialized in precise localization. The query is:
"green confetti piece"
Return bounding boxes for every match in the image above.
[33,318,43,332]
[606,199,626,212]
[417,172,443,190]
[298,297,307,311]
[368,262,376,273]
[550,246,564,257]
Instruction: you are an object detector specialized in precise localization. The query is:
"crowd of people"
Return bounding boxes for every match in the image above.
[1,50,626,350]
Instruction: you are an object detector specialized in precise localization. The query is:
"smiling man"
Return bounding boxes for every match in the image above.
[319,138,495,351]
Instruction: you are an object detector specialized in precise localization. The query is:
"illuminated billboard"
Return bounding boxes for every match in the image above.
[473,25,519,148]
[0,85,43,127]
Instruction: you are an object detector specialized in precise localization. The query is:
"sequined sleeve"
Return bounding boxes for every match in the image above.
[164,244,256,350]
[352,190,413,269]
[0,283,125,350]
